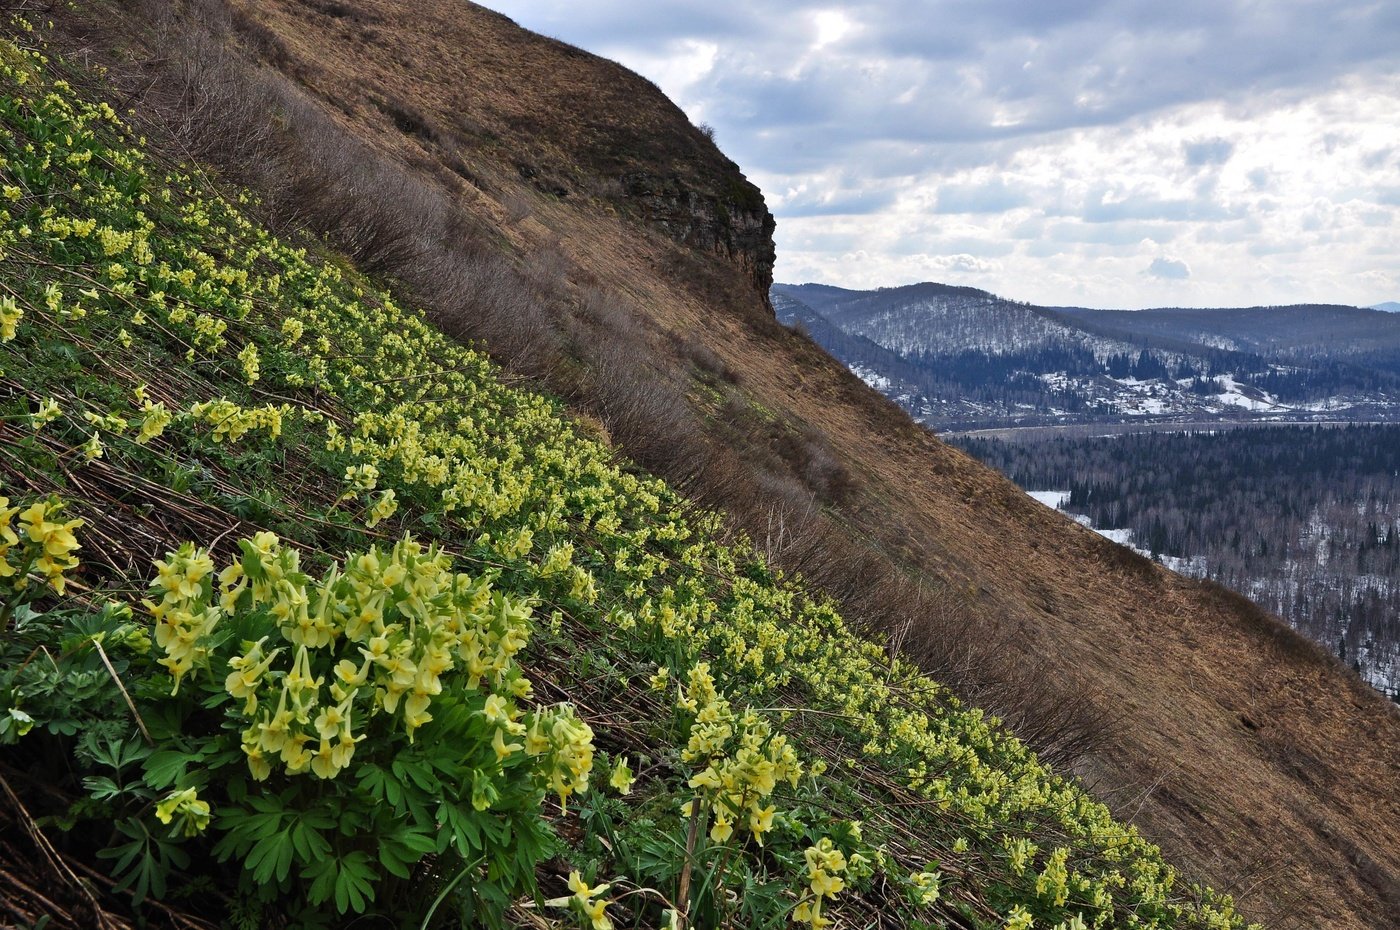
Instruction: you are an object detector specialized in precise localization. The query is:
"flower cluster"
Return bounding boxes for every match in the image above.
[794,838,850,929]
[678,662,800,845]
[144,542,220,693]
[0,294,20,341]
[908,869,942,907]
[189,398,286,444]
[0,496,84,594]
[527,703,596,809]
[141,531,596,800]
[155,787,212,838]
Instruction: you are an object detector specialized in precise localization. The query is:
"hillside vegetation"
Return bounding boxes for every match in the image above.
[0,28,1256,930]
[11,4,1400,929]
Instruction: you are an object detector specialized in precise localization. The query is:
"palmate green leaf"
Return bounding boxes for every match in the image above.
[142,748,197,789]
[436,799,483,859]
[302,850,378,914]
[245,830,296,885]
[377,823,436,879]
[97,817,190,905]
[81,774,127,802]
[79,731,150,774]
[391,757,438,794]
[358,764,404,811]
[288,819,332,865]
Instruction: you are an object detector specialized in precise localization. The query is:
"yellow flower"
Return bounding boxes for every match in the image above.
[310,738,341,779]
[1005,905,1035,930]
[481,693,510,725]
[748,803,775,841]
[492,726,523,762]
[404,690,433,738]
[18,500,83,594]
[909,870,941,906]
[154,787,211,837]
[608,756,634,795]
[237,342,260,384]
[365,489,397,528]
[80,430,103,462]
[0,296,23,342]
[564,872,613,930]
[582,897,612,930]
[30,397,60,429]
[313,693,354,741]
[241,740,272,781]
[135,401,172,444]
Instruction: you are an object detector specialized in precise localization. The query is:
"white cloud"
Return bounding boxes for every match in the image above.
[481,1,1400,308]
[929,253,1003,274]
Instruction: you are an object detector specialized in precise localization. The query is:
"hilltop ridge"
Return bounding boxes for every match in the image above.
[774,281,1400,429]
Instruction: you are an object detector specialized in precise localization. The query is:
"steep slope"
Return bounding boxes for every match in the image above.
[0,38,1253,930]
[42,3,1400,928]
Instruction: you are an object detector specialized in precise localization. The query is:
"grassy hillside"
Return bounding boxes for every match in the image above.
[0,28,1257,930]
[13,3,1400,929]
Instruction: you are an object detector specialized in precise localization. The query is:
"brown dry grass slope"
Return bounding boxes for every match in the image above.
[63,1,1400,927]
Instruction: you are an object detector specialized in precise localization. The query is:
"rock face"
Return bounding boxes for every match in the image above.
[622,171,776,303]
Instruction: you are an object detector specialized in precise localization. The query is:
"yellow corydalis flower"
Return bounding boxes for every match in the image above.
[237,342,260,384]
[154,787,211,837]
[564,872,613,930]
[0,295,22,341]
[608,756,634,795]
[365,489,397,528]
[0,498,20,581]
[135,400,172,444]
[17,499,84,594]
[30,397,61,429]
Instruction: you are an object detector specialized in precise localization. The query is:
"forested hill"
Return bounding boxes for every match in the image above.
[956,425,1400,698]
[773,283,1400,429]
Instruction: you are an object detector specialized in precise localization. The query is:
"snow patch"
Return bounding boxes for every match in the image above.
[1026,490,1070,509]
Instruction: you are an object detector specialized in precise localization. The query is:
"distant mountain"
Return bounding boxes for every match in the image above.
[773,283,1400,429]
[1373,301,1400,313]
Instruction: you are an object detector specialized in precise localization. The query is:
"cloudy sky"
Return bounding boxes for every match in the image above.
[481,2,1399,309]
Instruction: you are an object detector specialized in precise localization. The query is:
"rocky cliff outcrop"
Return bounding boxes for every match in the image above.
[622,171,775,303]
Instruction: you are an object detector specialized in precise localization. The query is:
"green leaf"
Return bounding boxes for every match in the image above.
[303,851,378,915]
[378,824,435,879]
[333,851,375,915]
[245,831,295,885]
[82,775,122,802]
[438,800,483,859]
[142,748,194,790]
[288,819,331,865]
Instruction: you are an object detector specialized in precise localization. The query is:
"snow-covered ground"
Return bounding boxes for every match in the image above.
[849,364,892,392]
[1026,490,1070,509]
[1026,490,1167,560]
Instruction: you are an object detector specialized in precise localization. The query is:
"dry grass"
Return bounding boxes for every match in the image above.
[44,2,1400,928]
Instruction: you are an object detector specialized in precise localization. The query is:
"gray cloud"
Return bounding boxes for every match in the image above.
[1184,138,1235,167]
[935,178,1031,214]
[1080,191,1238,224]
[1147,257,1192,280]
